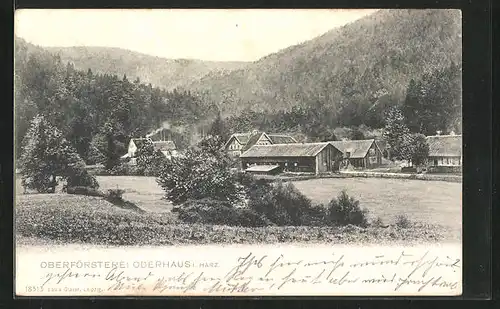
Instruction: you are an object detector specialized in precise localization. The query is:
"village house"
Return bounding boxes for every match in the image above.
[122,137,177,165]
[330,139,383,169]
[224,131,297,157]
[426,134,462,173]
[240,142,343,175]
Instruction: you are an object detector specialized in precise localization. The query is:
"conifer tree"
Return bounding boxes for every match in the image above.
[19,114,98,193]
[383,106,410,160]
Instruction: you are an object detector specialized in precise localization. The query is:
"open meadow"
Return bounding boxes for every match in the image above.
[15,175,461,246]
[292,177,462,235]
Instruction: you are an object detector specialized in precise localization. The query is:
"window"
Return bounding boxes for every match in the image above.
[369,148,375,156]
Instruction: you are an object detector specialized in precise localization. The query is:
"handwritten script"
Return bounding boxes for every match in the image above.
[17,246,462,296]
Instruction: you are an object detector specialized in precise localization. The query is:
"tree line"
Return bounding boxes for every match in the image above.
[222,62,461,143]
[15,51,218,168]
[15,44,461,170]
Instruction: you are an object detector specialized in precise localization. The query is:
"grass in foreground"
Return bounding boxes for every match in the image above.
[16,194,459,246]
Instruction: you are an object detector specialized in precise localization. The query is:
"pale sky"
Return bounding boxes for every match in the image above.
[15,9,379,62]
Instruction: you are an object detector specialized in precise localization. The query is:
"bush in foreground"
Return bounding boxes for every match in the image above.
[177,198,271,227]
[157,136,241,205]
[395,214,412,229]
[327,190,369,227]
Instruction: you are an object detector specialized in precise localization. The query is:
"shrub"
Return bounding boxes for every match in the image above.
[371,216,386,228]
[106,189,125,203]
[177,198,270,227]
[108,163,131,176]
[248,181,315,226]
[66,186,104,197]
[300,205,328,226]
[103,188,142,211]
[395,214,412,229]
[157,140,241,205]
[327,190,368,227]
[66,166,99,189]
[136,140,167,177]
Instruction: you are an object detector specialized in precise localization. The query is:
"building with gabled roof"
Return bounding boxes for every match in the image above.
[122,137,178,165]
[225,131,297,157]
[329,139,383,169]
[426,134,462,169]
[240,142,342,175]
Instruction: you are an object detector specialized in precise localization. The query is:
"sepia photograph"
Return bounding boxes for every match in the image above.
[14,9,462,296]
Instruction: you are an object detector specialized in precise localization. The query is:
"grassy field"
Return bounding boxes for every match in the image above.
[96,176,173,213]
[16,175,461,232]
[292,177,461,235]
[16,193,458,246]
[15,175,461,245]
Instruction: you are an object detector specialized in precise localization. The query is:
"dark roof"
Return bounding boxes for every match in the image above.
[266,134,297,144]
[330,139,377,158]
[426,135,462,157]
[241,131,267,152]
[375,140,387,151]
[225,132,296,150]
[131,138,150,149]
[153,140,176,151]
[232,133,251,145]
[240,142,331,158]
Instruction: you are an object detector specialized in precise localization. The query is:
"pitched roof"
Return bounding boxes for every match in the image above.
[241,131,268,152]
[330,139,377,159]
[240,142,331,158]
[426,134,462,157]
[266,134,297,144]
[153,140,176,151]
[225,132,296,150]
[375,140,387,151]
[232,133,252,145]
[131,138,150,149]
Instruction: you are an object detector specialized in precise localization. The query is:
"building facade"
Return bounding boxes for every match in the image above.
[240,142,343,175]
[426,134,462,173]
[330,139,383,169]
[122,138,177,165]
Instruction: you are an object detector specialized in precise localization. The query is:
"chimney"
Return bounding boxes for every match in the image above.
[450,130,456,136]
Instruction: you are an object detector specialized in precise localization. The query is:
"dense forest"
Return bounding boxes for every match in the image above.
[15,38,219,165]
[45,45,248,90]
[187,9,461,124]
[15,9,462,167]
[223,61,462,142]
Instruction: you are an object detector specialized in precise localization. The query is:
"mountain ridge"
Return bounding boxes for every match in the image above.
[186,9,462,116]
[30,43,250,90]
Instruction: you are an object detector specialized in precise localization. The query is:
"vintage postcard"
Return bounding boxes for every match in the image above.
[14,9,462,296]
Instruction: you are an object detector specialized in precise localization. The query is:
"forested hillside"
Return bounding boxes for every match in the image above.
[15,9,462,165]
[15,38,219,164]
[188,9,462,130]
[43,45,248,90]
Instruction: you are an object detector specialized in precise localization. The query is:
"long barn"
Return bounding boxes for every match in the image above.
[240,142,343,175]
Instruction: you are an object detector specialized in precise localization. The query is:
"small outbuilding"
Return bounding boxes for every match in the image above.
[240,142,343,175]
[330,139,383,169]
